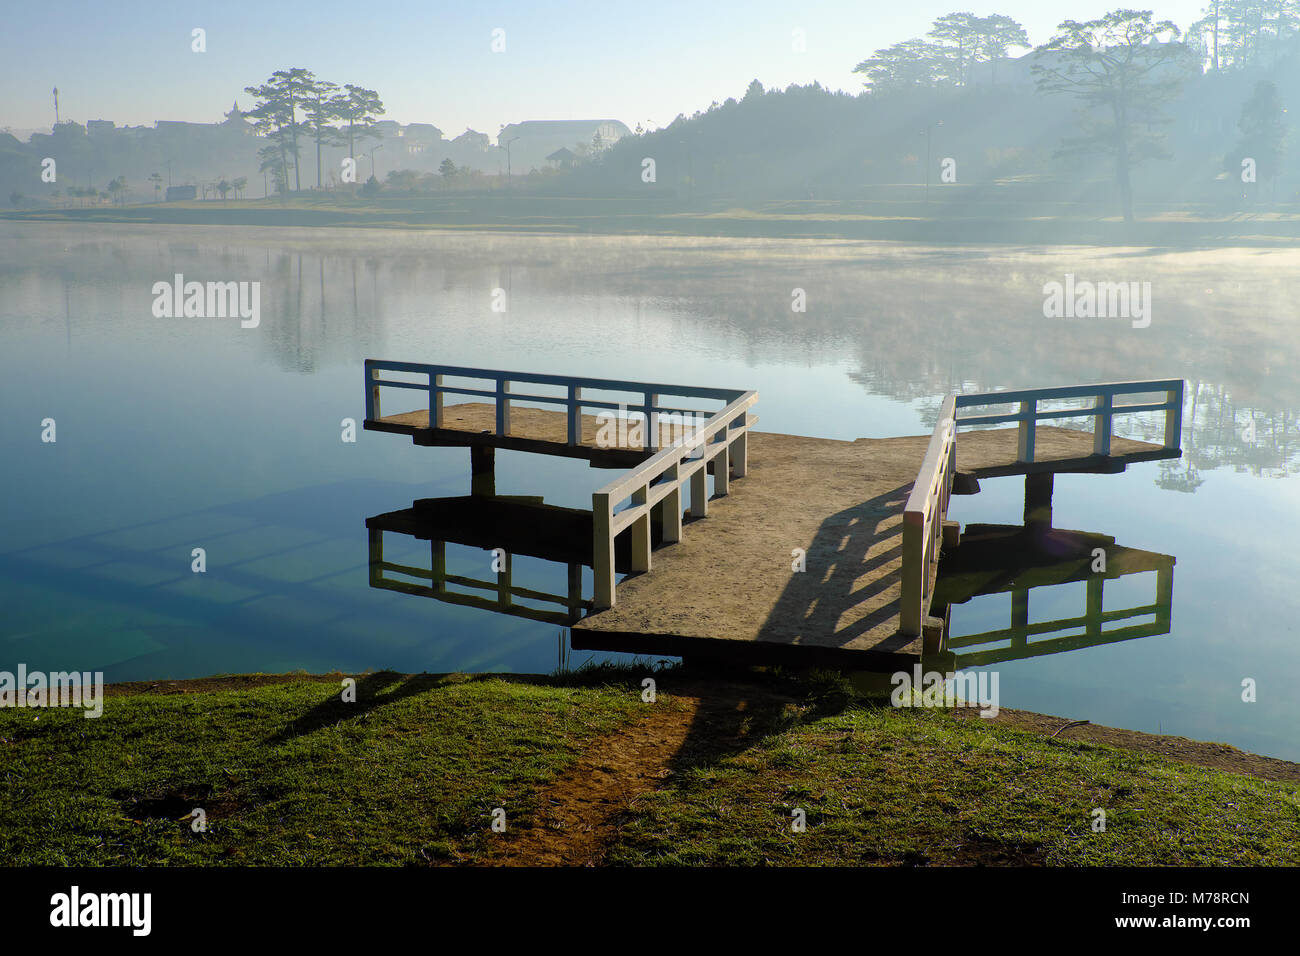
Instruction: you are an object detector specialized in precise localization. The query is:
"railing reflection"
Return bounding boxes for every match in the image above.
[931,516,1175,668]
[365,494,637,627]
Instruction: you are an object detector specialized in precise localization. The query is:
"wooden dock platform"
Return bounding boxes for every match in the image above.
[569,426,1164,669]
[368,401,755,468]
[362,361,1183,669]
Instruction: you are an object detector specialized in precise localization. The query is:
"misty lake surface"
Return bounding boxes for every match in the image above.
[2,221,1298,760]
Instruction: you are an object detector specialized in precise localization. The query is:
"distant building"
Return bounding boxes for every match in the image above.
[545,147,577,169]
[220,101,253,135]
[498,119,632,172]
[87,120,115,136]
[403,123,443,154]
[500,119,631,148]
[165,185,197,201]
[451,129,492,151]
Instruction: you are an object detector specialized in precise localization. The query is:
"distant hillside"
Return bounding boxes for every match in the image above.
[541,61,1299,210]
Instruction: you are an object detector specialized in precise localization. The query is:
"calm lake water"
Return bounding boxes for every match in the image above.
[2,222,1298,760]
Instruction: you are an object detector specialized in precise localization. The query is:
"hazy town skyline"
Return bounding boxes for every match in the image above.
[4,0,1209,137]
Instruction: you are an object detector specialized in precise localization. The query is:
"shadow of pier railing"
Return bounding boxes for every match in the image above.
[753,484,918,662]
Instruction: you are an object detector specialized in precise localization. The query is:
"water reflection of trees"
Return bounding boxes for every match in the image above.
[17,227,1300,485]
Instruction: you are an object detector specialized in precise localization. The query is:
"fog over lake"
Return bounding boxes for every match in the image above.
[3,222,1298,759]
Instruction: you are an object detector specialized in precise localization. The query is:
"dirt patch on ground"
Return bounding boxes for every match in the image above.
[489,679,796,866]
[951,706,1300,785]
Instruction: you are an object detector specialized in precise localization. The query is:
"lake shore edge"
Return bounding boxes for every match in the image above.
[6,199,1300,247]
[100,668,1300,783]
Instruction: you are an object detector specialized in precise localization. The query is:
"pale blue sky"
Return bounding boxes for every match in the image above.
[2,0,1208,138]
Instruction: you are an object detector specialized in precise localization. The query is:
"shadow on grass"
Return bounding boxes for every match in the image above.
[263,670,488,745]
[659,666,864,780]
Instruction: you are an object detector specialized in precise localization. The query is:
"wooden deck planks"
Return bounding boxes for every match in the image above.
[570,426,1170,667]
[368,401,748,464]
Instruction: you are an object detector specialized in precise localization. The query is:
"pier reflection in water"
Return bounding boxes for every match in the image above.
[367,472,1175,674]
[930,472,1174,670]
[367,493,650,629]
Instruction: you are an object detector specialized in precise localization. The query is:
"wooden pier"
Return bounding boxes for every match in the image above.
[363,362,1183,668]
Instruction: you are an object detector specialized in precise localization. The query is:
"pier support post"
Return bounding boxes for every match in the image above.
[1023,472,1053,545]
[471,444,496,497]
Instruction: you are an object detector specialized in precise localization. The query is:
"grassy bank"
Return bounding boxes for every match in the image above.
[5,195,1300,245]
[2,670,1296,866]
[608,702,1300,866]
[0,671,647,865]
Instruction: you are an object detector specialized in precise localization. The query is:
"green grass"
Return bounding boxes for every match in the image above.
[605,699,1300,866]
[0,671,643,865]
[4,671,1297,866]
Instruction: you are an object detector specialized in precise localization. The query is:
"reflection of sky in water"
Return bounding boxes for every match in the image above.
[948,464,1300,761]
[2,223,1298,760]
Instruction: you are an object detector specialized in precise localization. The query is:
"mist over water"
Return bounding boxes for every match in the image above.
[2,221,1298,759]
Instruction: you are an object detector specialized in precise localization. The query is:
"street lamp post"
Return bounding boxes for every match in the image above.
[369,144,384,182]
[497,134,519,191]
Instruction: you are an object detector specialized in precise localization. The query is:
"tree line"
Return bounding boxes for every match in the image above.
[851,8,1290,221]
[242,69,385,194]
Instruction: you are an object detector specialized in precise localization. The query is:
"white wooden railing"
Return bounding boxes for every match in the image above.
[953,379,1184,462]
[592,389,758,609]
[901,395,957,636]
[364,360,745,453]
[363,360,757,612]
[900,379,1184,637]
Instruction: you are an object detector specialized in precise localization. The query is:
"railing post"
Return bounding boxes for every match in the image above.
[432,540,446,597]
[432,373,444,429]
[1155,561,1174,629]
[690,463,709,518]
[368,527,383,586]
[900,512,924,636]
[567,562,583,616]
[496,549,511,609]
[366,361,380,420]
[496,378,511,437]
[643,392,659,453]
[1017,399,1037,463]
[945,425,957,509]
[1010,588,1029,649]
[630,486,651,572]
[1093,391,1112,456]
[592,492,615,609]
[714,443,730,496]
[1085,576,1103,640]
[1164,384,1183,450]
[662,464,682,543]
[567,385,581,446]
[731,417,748,478]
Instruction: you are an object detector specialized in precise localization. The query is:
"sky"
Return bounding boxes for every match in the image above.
[2,0,1209,139]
